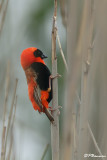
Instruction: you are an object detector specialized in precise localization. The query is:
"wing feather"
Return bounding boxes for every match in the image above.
[33,86,54,122]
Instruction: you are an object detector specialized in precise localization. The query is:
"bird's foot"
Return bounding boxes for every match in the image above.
[50,74,61,80]
[49,106,62,111]
[49,106,62,115]
[49,74,61,91]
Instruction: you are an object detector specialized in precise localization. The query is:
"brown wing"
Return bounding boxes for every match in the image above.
[34,86,43,111]
[33,86,54,122]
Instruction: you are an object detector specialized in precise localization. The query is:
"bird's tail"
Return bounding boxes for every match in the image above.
[44,108,54,122]
[34,87,54,122]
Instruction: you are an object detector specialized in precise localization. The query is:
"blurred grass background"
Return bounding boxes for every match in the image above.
[0,0,66,159]
[1,0,107,160]
[63,0,107,159]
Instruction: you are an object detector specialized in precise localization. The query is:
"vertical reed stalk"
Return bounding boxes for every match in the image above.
[51,0,59,160]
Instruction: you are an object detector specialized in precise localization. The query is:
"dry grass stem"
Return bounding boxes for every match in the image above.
[7,132,13,160]
[3,62,10,126]
[1,62,10,160]
[87,123,104,160]
[11,95,17,130]
[56,32,68,72]
[4,79,18,157]
[1,127,6,160]
[41,144,49,160]
[0,0,9,34]
[7,96,17,160]
[51,0,59,160]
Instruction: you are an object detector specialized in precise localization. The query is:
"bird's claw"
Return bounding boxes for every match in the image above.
[49,106,62,116]
[50,73,62,79]
[49,74,61,91]
[49,106,62,112]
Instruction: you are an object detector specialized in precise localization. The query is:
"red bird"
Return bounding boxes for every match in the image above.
[20,47,54,122]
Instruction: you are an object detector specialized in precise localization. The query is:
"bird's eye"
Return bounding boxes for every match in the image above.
[34,49,43,57]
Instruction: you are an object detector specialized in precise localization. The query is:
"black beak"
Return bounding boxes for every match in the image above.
[41,54,48,59]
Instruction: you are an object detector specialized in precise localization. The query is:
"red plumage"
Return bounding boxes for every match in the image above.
[20,47,54,121]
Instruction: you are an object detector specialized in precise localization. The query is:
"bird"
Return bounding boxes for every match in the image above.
[20,47,54,122]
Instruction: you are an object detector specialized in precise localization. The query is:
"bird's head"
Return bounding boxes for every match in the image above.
[20,47,48,70]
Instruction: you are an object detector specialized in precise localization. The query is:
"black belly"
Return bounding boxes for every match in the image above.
[31,62,52,102]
